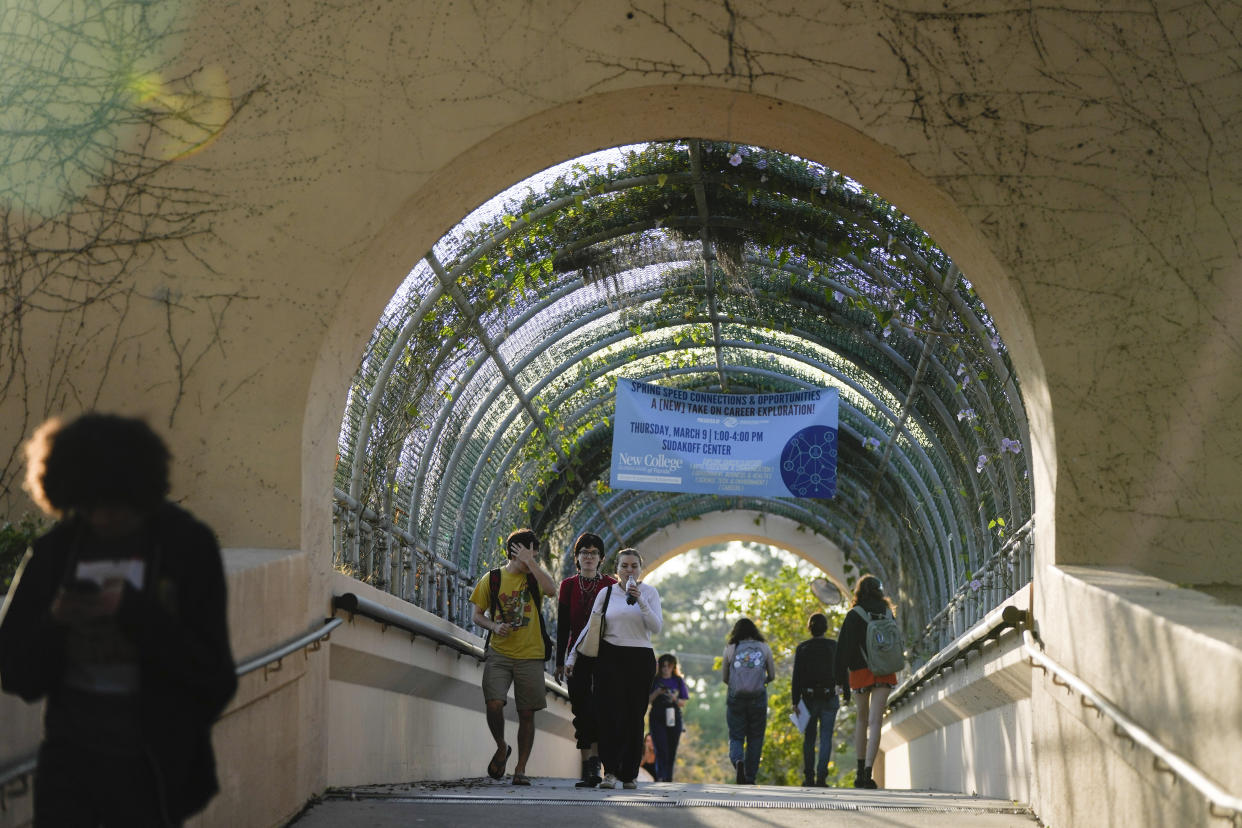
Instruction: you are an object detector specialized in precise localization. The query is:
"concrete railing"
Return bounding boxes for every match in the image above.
[332,591,569,702]
[1021,626,1242,824]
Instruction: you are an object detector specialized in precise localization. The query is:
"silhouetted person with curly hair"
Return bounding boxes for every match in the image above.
[0,414,236,827]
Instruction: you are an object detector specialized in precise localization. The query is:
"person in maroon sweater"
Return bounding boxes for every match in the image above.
[555,532,616,787]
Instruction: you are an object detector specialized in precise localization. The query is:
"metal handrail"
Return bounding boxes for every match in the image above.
[236,617,342,676]
[0,617,341,808]
[888,603,1028,709]
[1022,627,1242,823]
[332,593,569,701]
[908,520,1034,660]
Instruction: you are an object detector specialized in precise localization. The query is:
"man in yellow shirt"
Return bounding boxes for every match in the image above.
[469,528,558,785]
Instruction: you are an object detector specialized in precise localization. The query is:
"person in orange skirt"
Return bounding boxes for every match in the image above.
[833,575,898,788]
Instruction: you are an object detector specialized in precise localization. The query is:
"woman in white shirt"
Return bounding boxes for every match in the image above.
[567,548,662,789]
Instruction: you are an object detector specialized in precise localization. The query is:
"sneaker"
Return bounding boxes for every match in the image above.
[599,773,617,789]
[622,780,637,789]
[735,759,746,785]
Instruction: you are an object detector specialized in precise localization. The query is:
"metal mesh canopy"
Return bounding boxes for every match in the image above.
[335,140,1032,636]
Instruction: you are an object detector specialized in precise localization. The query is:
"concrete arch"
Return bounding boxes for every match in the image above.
[303,85,1048,594]
[637,509,850,599]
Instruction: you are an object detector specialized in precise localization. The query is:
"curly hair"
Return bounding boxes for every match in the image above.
[23,413,171,517]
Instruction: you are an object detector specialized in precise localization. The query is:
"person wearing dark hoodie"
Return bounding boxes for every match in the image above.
[833,574,897,789]
[791,611,840,787]
[0,414,237,826]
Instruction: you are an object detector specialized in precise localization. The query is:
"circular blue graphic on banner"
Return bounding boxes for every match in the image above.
[780,425,838,497]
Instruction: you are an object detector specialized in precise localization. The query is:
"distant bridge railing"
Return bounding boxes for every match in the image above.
[907,519,1033,666]
[332,489,474,629]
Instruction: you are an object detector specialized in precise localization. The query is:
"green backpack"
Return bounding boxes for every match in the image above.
[853,605,905,675]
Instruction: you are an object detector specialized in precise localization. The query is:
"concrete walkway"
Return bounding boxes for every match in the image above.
[290,777,1038,827]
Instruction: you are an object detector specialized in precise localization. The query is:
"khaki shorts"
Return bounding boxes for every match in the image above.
[482,652,548,711]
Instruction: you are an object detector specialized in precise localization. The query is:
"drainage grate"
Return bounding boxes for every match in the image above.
[325,791,1030,814]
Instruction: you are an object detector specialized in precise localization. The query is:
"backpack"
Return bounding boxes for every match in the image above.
[852,605,905,675]
[728,639,769,694]
[486,568,553,661]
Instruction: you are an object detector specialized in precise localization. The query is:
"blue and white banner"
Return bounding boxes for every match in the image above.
[610,381,839,498]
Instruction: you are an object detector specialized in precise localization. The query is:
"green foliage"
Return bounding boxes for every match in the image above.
[1,515,45,595]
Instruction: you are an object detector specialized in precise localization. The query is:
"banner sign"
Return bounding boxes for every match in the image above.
[610,381,839,498]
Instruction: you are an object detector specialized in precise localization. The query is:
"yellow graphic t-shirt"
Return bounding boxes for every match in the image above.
[469,568,547,660]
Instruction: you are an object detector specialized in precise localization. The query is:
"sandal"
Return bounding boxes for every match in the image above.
[512,772,531,786]
[486,745,511,780]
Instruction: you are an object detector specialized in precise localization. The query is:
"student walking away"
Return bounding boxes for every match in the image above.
[721,617,775,784]
[555,531,616,787]
[470,528,558,786]
[0,414,238,827]
[647,653,690,782]
[834,574,901,789]
[567,548,661,790]
[791,612,841,787]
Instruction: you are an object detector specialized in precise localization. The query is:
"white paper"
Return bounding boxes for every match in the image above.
[75,558,145,590]
[790,698,811,733]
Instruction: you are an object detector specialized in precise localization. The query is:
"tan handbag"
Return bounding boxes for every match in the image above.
[574,584,613,658]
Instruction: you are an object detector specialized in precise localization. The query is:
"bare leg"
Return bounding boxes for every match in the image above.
[854,687,872,759]
[485,700,508,764]
[865,685,891,766]
[514,708,536,774]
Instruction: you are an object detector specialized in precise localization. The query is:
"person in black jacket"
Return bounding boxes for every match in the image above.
[0,414,237,827]
[790,612,841,787]
[833,574,897,790]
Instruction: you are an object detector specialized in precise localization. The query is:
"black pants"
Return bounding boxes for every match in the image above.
[568,654,603,749]
[35,740,178,827]
[648,706,682,781]
[595,641,656,782]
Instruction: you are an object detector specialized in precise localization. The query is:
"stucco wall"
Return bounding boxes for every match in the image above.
[3,4,1241,825]
[879,606,1033,801]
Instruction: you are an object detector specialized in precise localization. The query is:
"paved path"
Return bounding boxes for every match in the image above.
[290,777,1038,827]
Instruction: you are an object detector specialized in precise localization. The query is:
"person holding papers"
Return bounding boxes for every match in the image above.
[0,414,237,826]
[791,612,841,787]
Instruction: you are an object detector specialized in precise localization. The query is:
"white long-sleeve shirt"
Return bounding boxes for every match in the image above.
[566,581,662,667]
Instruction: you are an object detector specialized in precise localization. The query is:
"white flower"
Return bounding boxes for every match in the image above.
[976,454,989,473]
[956,408,977,422]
